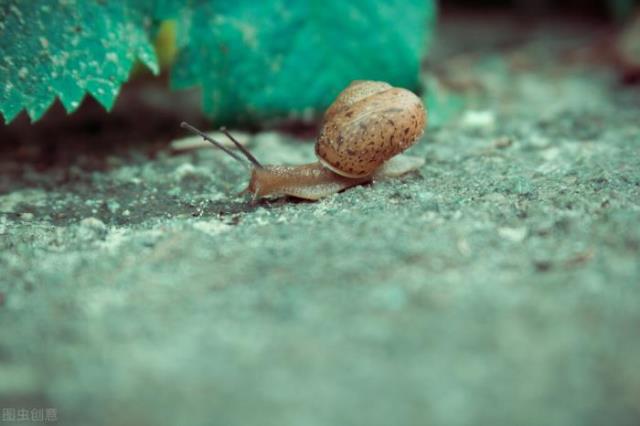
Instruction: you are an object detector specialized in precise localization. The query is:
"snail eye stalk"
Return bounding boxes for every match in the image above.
[220,126,263,169]
[180,121,249,167]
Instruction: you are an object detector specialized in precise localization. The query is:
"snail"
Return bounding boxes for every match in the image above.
[180,80,427,201]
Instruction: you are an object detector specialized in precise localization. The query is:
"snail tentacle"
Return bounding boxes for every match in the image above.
[220,126,263,169]
[180,122,249,168]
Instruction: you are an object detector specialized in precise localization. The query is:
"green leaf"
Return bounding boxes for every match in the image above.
[0,1,436,125]
[0,0,159,123]
[170,0,436,123]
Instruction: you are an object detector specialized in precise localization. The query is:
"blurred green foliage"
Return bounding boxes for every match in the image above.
[449,0,638,17]
[0,1,159,123]
[0,0,436,125]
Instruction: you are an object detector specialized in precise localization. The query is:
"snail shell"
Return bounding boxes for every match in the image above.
[315,80,426,178]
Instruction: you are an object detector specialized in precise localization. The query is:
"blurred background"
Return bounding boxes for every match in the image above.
[448,0,637,18]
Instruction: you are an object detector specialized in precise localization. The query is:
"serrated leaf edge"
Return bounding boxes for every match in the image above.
[1,50,160,124]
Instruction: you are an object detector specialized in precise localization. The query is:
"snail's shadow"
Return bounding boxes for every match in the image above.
[195,194,313,217]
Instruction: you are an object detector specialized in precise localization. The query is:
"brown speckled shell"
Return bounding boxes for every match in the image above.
[322,80,392,123]
[316,81,426,178]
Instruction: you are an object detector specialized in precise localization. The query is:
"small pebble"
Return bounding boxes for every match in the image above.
[77,217,108,240]
[498,226,528,242]
[461,110,495,129]
[80,217,107,230]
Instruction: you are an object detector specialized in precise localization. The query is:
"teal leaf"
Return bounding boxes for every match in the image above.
[0,0,159,123]
[171,0,437,123]
[0,1,437,125]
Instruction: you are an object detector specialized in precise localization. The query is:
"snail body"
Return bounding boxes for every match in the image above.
[181,80,427,201]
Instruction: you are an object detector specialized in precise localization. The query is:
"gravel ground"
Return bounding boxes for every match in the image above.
[1,15,639,426]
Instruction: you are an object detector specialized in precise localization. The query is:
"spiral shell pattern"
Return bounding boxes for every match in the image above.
[316,80,426,178]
